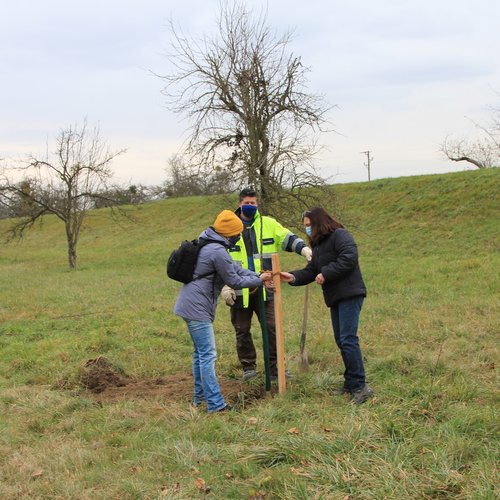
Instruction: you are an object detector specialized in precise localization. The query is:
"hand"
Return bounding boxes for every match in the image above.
[260,271,274,289]
[259,271,273,282]
[315,273,325,285]
[280,271,295,283]
[263,279,275,289]
[221,285,236,306]
[301,246,312,261]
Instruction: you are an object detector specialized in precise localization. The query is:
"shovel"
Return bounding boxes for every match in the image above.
[298,285,309,372]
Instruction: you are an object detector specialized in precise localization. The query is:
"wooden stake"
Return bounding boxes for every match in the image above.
[272,253,286,393]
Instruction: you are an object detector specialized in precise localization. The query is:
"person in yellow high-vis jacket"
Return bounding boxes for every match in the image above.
[221,187,312,381]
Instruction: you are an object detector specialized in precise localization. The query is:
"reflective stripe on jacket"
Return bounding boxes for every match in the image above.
[228,210,306,307]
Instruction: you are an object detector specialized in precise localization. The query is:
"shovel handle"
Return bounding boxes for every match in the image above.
[301,285,309,333]
[300,286,309,353]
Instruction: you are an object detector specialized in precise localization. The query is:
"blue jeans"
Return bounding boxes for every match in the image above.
[330,296,366,392]
[185,319,226,412]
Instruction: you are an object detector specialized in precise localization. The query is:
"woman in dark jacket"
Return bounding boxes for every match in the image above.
[280,207,374,404]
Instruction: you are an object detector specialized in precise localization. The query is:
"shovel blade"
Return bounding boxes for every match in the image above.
[298,349,309,373]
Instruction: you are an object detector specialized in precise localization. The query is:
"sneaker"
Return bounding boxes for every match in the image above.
[242,369,257,381]
[270,370,293,382]
[331,384,351,396]
[351,384,374,405]
[214,404,233,413]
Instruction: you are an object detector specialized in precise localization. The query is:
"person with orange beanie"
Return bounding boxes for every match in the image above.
[174,210,272,413]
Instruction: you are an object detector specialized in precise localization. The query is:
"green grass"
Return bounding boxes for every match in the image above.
[1,169,499,498]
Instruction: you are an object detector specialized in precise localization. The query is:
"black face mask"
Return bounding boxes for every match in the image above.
[228,235,241,246]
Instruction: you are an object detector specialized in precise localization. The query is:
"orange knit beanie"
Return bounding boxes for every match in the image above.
[213,210,243,237]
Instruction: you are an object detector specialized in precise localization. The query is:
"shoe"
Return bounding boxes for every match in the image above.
[214,404,233,413]
[242,369,257,381]
[351,384,374,405]
[331,384,351,396]
[270,370,293,382]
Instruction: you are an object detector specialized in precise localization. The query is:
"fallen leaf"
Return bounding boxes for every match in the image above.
[249,490,267,499]
[160,483,181,497]
[247,417,258,425]
[288,427,300,434]
[323,428,333,433]
[31,469,44,479]
[195,477,210,493]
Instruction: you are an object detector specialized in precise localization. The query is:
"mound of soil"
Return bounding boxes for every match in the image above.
[80,356,129,394]
[79,356,272,406]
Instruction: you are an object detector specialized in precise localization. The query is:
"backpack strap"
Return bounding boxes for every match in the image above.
[192,239,226,281]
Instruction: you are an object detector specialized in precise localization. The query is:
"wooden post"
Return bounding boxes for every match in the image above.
[272,253,286,393]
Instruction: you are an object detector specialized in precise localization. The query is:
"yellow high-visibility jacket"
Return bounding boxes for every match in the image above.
[228,209,307,308]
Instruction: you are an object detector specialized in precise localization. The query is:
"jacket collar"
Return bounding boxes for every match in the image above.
[235,207,261,227]
[200,226,230,246]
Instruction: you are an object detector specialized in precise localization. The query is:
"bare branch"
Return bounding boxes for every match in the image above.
[1,121,126,268]
[441,95,500,169]
[158,2,332,213]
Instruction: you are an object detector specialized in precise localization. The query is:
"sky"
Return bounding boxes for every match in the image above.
[1,0,499,186]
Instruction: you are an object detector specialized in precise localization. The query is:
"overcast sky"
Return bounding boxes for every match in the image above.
[2,0,499,186]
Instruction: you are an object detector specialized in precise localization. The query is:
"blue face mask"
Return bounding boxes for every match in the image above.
[305,226,312,237]
[241,204,257,218]
[228,234,241,246]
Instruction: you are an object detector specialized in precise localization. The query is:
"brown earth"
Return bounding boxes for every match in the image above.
[79,356,272,406]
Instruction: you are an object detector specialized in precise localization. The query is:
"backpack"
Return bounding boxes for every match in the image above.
[166,238,224,284]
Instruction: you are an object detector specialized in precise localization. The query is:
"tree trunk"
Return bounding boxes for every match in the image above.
[66,223,78,269]
[68,243,77,269]
[448,156,486,169]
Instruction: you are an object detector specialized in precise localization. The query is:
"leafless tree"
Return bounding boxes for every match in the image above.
[159,2,331,214]
[441,96,500,169]
[161,154,237,198]
[0,121,126,269]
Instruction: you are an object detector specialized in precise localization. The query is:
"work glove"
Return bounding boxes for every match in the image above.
[221,285,236,306]
[301,246,313,261]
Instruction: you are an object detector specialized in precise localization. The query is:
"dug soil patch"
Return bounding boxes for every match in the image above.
[79,356,269,406]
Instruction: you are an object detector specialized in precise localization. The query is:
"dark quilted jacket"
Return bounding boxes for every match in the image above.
[290,228,367,307]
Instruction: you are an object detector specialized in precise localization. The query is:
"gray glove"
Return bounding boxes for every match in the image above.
[221,285,236,306]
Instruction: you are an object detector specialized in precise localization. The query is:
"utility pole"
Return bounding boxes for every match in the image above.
[360,150,373,181]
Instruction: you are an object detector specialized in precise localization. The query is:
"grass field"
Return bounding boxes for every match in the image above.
[0,168,498,499]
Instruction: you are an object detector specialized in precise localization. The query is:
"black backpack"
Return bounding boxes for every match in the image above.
[166,238,224,284]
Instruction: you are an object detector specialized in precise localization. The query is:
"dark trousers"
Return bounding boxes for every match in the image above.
[330,296,366,391]
[230,293,277,375]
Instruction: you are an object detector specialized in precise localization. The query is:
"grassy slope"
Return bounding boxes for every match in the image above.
[0,169,498,499]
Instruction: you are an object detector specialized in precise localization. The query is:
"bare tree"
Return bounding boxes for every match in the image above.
[0,121,126,269]
[93,183,155,208]
[160,2,331,214]
[161,154,237,198]
[441,96,500,169]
